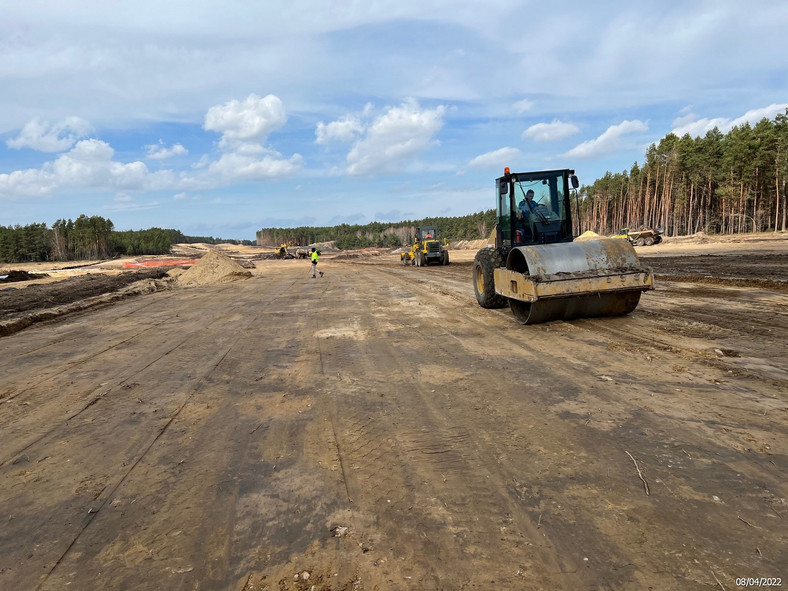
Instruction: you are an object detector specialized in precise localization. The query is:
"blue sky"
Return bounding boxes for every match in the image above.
[1,0,787,240]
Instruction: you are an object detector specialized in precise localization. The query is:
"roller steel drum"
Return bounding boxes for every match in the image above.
[499,239,653,324]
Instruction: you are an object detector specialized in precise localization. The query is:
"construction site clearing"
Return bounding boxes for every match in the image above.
[0,231,786,590]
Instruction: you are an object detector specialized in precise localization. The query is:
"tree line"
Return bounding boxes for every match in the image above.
[257,210,498,249]
[261,110,788,247]
[578,109,788,236]
[0,215,252,264]
[6,111,786,264]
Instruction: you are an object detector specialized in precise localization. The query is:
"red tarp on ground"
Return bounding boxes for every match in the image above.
[122,259,200,268]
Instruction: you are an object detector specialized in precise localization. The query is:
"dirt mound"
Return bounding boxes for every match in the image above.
[666,231,710,244]
[451,239,489,250]
[575,230,602,241]
[309,240,338,251]
[332,248,386,260]
[176,250,252,286]
[0,268,172,337]
[0,270,50,283]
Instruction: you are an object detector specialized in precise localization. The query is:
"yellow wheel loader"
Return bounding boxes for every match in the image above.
[611,227,663,247]
[401,226,450,267]
[473,168,654,324]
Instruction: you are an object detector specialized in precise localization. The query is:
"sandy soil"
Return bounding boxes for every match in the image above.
[0,233,786,590]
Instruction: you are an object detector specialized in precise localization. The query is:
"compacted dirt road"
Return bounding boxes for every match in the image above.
[1,236,786,590]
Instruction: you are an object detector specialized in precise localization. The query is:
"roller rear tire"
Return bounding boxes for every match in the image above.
[473,248,507,308]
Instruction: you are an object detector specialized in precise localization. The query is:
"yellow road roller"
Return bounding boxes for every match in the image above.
[473,168,654,324]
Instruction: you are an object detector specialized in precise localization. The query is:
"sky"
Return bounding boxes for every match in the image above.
[1,1,787,240]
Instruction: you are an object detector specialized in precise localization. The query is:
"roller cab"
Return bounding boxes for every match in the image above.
[473,168,654,324]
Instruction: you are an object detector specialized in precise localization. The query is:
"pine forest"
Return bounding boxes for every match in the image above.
[2,111,787,264]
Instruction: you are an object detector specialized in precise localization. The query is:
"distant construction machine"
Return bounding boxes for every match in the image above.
[401,226,450,266]
[611,227,664,247]
[473,168,654,324]
[273,243,295,259]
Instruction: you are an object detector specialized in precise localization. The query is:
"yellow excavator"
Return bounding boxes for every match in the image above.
[273,243,295,259]
[473,168,654,324]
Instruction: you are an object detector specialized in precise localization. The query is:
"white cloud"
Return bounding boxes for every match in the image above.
[0,139,175,197]
[50,139,153,189]
[513,99,534,113]
[671,103,788,137]
[522,120,580,142]
[2,3,786,236]
[1,94,305,199]
[6,116,93,152]
[315,115,365,144]
[564,120,648,159]
[671,111,698,130]
[206,151,304,181]
[145,140,189,160]
[1,138,175,198]
[346,99,446,176]
[204,94,287,146]
[196,95,303,182]
[0,168,56,197]
[173,192,188,200]
[467,147,520,170]
[104,198,161,212]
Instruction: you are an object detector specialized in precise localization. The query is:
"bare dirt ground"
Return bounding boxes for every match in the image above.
[0,234,786,590]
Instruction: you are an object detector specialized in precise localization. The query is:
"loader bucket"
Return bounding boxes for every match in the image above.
[493,239,653,324]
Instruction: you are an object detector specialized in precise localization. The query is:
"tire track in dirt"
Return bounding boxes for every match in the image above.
[39,273,345,590]
[310,266,594,589]
[2,274,305,590]
[3,251,786,590]
[332,260,787,589]
[371,270,653,588]
[591,281,788,388]
[0,277,299,466]
[34,345,236,591]
[0,281,267,402]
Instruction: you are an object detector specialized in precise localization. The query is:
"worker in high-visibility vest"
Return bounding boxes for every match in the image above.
[310,247,323,278]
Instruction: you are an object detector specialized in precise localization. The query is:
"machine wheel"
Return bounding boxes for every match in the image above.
[473,248,507,308]
[644,236,654,246]
[634,238,645,247]
[402,254,409,265]
[442,251,450,265]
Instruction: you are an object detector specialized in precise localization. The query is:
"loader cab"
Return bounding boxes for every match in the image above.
[416,226,438,242]
[496,169,576,248]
